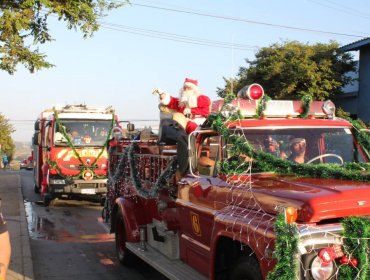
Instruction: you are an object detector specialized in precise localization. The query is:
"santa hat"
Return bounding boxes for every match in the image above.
[289,138,306,146]
[184,78,199,90]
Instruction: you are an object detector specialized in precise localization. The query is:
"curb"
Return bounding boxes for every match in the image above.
[4,173,35,280]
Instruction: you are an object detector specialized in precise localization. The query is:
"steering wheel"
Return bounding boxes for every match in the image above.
[306,153,344,165]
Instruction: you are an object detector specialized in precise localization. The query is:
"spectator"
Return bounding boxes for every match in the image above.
[0,203,11,280]
[2,154,8,170]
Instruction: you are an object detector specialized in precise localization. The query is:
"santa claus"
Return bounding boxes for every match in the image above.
[154,78,211,134]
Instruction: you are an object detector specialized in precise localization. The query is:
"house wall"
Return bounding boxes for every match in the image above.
[357,45,370,122]
[334,45,370,123]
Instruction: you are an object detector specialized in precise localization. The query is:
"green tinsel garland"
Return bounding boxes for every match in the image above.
[299,95,312,118]
[49,110,115,180]
[254,95,270,118]
[349,119,370,158]
[266,213,299,280]
[127,142,178,198]
[339,217,370,280]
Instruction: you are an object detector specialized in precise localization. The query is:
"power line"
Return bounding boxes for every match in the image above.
[99,21,259,50]
[128,1,368,38]
[308,0,370,20]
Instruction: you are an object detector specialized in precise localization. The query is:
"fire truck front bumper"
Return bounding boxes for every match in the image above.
[49,178,108,195]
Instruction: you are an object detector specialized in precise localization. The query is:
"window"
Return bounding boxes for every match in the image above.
[54,119,112,146]
[196,135,221,176]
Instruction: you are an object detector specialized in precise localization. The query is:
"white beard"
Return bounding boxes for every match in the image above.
[179,89,196,107]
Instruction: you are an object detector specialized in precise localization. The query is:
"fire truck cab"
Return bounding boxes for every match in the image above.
[33,104,117,206]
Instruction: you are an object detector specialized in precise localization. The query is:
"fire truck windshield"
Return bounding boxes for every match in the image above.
[54,119,112,147]
[234,126,368,164]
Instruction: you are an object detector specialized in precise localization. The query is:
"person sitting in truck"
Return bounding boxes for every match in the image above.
[71,130,82,145]
[262,136,280,157]
[287,138,307,164]
[198,147,216,176]
[154,78,211,134]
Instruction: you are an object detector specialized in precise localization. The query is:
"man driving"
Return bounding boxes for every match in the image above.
[287,138,307,164]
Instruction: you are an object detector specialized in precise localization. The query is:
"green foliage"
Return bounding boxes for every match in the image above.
[217,40,357,100]
[349,119,370,159]
[0,0,127,74]
[266,214,299,280]
[339,217,370,280]
[0,113,15,159]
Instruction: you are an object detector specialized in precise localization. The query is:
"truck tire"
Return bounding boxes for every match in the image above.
[230,256,263,280]
[115,212,134,265]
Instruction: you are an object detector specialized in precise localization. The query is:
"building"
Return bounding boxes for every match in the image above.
[335,38,370,123]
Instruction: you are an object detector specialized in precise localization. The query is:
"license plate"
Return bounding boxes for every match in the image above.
[81,189,96,194]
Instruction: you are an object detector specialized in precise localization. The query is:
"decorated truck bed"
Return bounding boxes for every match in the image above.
[104,85,370,280]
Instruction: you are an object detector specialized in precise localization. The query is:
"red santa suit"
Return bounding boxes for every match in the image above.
[160,78,211,134]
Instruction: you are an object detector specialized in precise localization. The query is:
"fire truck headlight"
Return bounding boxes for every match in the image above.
[49,179,66,185]
[310,255,335,280]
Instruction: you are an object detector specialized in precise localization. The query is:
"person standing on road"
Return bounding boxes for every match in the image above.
[0,200,11,280]
[2,154,8,170]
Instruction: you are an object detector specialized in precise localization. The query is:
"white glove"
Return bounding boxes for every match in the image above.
[180,95,189,104]
[183,108,192,115]
[152,87,165,96]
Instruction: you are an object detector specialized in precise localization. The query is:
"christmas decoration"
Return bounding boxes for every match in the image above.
[339,216,370,280]
[266,213,299,280]
[48,110,115,180]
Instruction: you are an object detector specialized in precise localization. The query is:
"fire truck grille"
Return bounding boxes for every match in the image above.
[78,183,96,189]
[77,164,99,170]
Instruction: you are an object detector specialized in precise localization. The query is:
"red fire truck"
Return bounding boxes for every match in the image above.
[33,104,118,206]
[104,85,370,280]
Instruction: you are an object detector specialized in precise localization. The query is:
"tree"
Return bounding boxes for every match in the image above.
[217,40,357,101]
[0,113,15,160]
[0,0,127,74]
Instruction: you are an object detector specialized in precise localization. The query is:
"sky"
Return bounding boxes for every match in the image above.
[1,0,370,142]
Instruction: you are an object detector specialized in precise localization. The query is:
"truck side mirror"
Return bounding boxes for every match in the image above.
[127,123,135,132]
[33,132,39,145]
[34,120,40,131]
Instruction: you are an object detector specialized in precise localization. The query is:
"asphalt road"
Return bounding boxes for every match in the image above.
[19,170,168,280]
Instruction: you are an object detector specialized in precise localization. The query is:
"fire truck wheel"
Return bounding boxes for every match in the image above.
[100,196,106,207]
[34,183,40,193]
[115,212,134,265]
[230,256,262,280]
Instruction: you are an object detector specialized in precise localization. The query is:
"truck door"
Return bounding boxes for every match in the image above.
[176,133,223,276]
